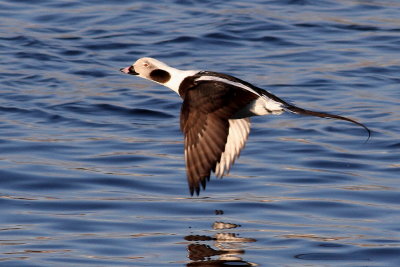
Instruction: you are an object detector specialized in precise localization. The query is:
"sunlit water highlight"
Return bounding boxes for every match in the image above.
[0,0,399,266]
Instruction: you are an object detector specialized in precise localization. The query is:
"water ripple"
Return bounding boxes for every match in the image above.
[0,0,399,266]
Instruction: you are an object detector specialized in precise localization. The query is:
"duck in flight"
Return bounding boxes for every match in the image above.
[120,57,370,195]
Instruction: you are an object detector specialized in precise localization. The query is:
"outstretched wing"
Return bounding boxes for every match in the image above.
[215,118,250,178]
[180,80,257,195]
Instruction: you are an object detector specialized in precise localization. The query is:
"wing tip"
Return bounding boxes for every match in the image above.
[188,175,209,196]
[189,186,200,196]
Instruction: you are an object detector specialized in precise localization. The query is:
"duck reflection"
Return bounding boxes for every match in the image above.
[185,211,257,266]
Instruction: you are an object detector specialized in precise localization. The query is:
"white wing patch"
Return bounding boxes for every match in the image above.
[215,118,251,177]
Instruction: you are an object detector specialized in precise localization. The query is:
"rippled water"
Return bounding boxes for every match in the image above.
[1,0,400,266]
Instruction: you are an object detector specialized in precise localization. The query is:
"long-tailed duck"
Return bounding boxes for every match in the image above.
[120,57,370,195]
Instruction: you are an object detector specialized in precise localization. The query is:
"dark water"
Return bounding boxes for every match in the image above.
[1,0,400,266]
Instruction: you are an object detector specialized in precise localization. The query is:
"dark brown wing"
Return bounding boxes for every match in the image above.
[180,81,258,195]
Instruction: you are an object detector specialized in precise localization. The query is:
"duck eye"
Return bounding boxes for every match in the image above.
[144,63,149,67]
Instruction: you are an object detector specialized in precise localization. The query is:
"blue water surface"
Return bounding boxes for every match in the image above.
[0,0,399,266]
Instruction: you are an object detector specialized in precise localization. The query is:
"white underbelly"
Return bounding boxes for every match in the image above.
[232,97,284,118]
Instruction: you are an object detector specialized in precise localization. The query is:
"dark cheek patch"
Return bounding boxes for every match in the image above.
[150,69,171,83]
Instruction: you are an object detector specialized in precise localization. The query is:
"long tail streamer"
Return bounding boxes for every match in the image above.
[284,104,371,142]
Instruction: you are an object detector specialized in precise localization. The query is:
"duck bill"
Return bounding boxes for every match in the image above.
[120,66,138,75]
